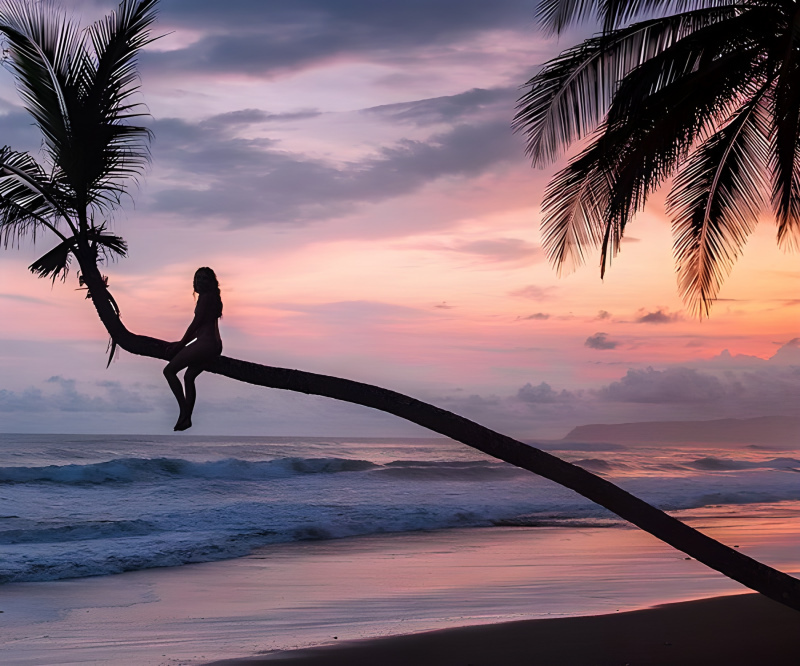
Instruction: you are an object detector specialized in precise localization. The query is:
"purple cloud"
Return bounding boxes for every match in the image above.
[585,332,619,350]
[0,377,153,413]
[510,285,555,300]
[147,114,520,226]
[636,309,681,324]
[145,1,537,78]
[364,88,510,126]
[446,238,541,264]
[517,382,574,403]
[597,367,727,403]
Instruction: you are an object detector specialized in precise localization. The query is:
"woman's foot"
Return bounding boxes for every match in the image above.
[174,415,192,431]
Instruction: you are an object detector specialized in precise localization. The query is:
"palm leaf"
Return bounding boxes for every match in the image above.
[0,146,73,247]
[0,0,81,177]
[28,235,73,280]
[540,138,612,273]
[536,0,728,35]
[74,0,157,208]
[597,0,730,33]
[541,42,764,276]
[668,87,773,315]
[28,227,128,282]
[771,19,800,251]
[606,8,775,127]
[90,227,128,259]
[514,6,737,167]
[601,45,767,241]
[595,13,773,264]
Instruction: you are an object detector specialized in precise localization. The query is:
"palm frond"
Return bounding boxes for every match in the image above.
[542,43,764,276]
[606,8,774,127]
[89,225,128,262]
[28,235,73,280]
[74,0,157,207]
[0,0,81,173]
[514,6,737,167]
[601,46,767,243]
[0,146,73,247]
[771,21,800,251]
[540,139,612,274]
[597,0,731,33]
[668,87,772,315]
[28,226,128,282]
[536,0,729,35]
[536,0,601,36]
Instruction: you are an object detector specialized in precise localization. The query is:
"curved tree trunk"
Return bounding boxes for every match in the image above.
[77,259,800,612]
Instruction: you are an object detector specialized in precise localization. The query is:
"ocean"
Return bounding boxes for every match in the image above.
[3,432,800,585]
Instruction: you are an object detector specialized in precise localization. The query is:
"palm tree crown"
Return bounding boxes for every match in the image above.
[0,0,157,282]
[514,0,800,314]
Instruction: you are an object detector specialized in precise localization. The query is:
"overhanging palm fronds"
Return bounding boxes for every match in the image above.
[520,0,800,314]
[513,6,738,166]
[599,41,769,258]
[771,21,800,252]
[540,35,767,275]
[536,0,726,35]
[668,88,773,315]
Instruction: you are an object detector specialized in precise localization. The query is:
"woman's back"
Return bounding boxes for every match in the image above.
[194,292,222,344]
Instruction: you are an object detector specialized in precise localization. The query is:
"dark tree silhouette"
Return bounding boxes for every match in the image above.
[1,0,798,612]
[514,0,800,315]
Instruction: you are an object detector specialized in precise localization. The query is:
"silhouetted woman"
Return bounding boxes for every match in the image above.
[164,267,223,431]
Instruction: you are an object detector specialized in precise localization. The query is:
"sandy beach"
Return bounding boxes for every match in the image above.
[4,511,798,665]
[208,594,800,665]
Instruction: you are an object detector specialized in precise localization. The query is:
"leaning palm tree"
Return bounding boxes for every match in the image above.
[2,0,799,612]
[514,0,800,315]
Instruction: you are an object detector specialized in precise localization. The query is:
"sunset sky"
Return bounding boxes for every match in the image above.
[1,0,798,437]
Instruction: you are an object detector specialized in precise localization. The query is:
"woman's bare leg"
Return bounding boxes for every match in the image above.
[164,340,219,431]
[163,364,188,427]
[181,365,203,430]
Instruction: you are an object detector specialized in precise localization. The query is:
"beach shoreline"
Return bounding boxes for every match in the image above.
[4,518,798,665]
[4,432,799,665]
[205,593,800,666]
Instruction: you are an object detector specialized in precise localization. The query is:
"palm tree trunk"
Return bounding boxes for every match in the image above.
[77,258,800,613]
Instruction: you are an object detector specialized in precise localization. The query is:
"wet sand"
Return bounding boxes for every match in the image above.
[3,516,798,664]
[208,594,800,666]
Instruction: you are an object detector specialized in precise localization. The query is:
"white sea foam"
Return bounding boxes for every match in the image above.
[0,456,378,484]
[1,434,799,583]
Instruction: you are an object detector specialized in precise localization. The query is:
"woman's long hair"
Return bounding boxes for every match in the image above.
[193,267,223,318]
